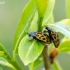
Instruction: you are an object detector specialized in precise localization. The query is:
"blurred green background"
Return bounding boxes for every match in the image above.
[0,0,70,70]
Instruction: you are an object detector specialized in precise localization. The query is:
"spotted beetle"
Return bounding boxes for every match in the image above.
[28,31,51,45]
[28,27,60,48]
[45,26,60,48]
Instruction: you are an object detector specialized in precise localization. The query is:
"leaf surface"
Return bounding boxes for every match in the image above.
[13,0,36,53]
[18,35,44,65]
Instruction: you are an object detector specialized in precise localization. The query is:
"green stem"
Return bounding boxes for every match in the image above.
[3,56,22,70]
[52,60,62,70]
[12,51,22,70]
[66,0,70,18]
[13,51,16,61]
[29,63,34,70]
[11,61,22,70]
[0,44,22,70]
[38,16,43,31]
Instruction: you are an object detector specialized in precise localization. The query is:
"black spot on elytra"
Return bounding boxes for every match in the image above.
[40,36,44,37]
[53,36,56,39]
[42,38,45,40]
[57,39,59,41]
[47,40,49,42]
[44,34,47,36]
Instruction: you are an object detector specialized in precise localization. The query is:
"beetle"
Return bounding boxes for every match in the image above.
[28,31,51,45]
[45,26,60,48]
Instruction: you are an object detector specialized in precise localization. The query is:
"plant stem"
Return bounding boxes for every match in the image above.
[29,63,34,70]
[38,16,43,31]
[13,51,16,61]
[11,61,22,70]
[66,0,70,18]
[3,55,22,70]
[42,45,50,70]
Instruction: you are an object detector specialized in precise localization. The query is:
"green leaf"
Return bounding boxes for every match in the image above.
[29,55,42,69]
[36,0,48,17]
[48,22,70,38]
[58,40,70,52]
[29,11,38,32]
[0,57,16,70]
[52,60,63,70]
[0,44,11,60]
[60,19,70,25]
[45,14,54,24]
[66,0,70,18]
[32,55,42,69]
[13,0,36,53]
[18,35,44,65]
[0,51,4,56]
[42,0,55,25]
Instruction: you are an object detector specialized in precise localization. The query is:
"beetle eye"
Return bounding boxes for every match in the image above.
[29,34,31,36]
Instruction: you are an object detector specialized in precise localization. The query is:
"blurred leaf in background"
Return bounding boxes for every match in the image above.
[0,0,70,70]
